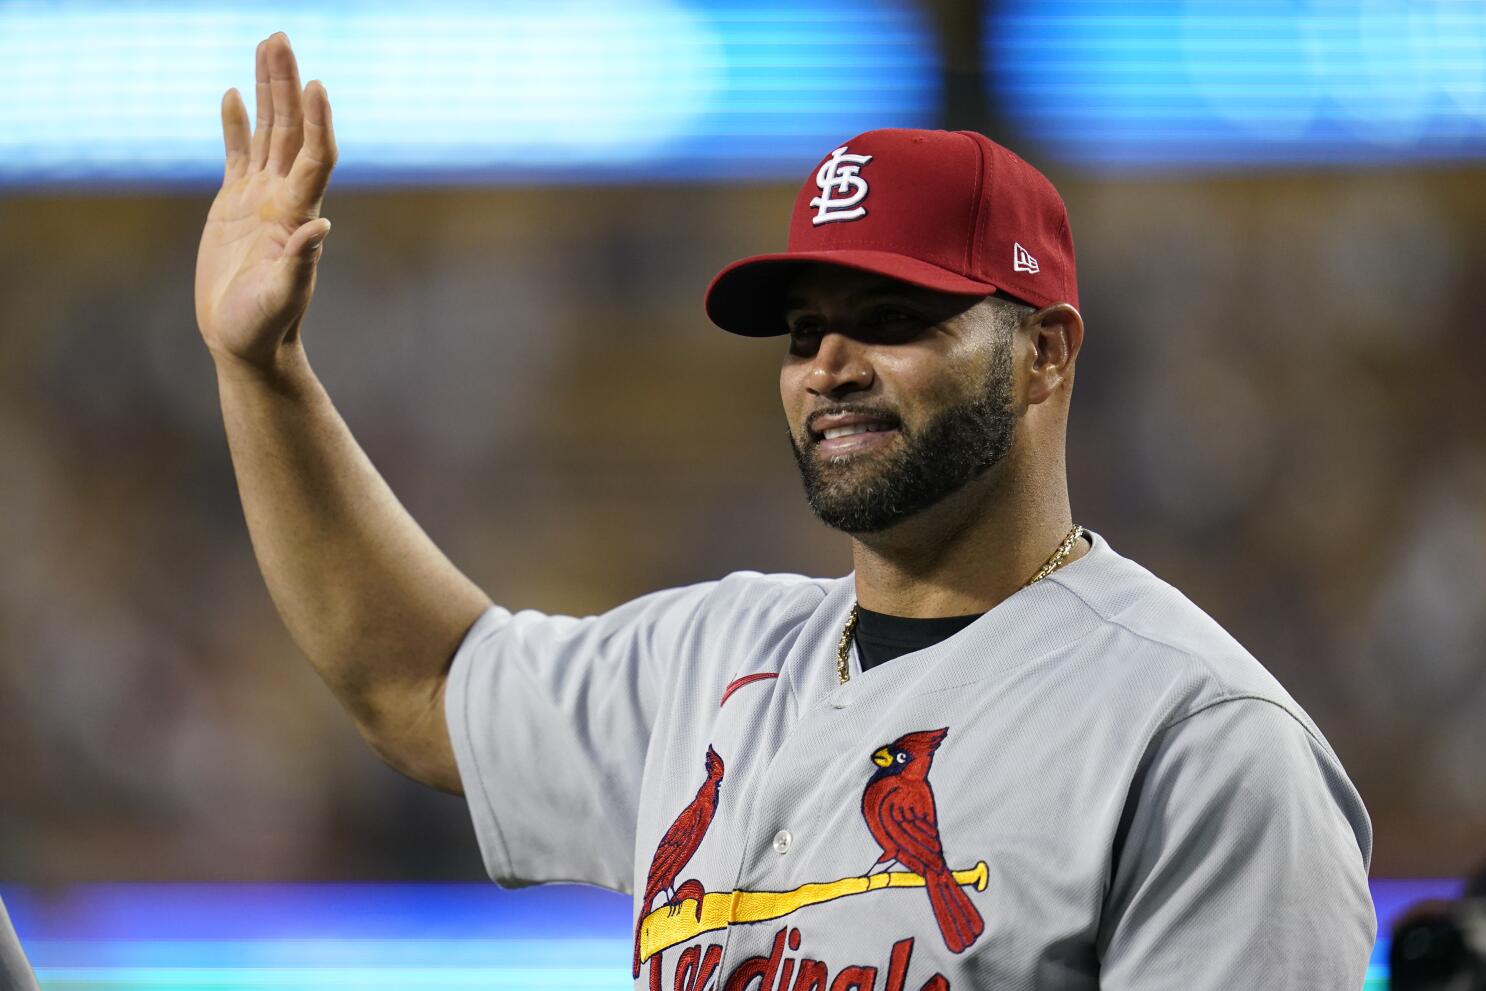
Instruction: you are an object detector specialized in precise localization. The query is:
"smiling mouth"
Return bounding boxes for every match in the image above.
[801,406,903,459]
[820,423,894,441]
[812,424,899,458]
[807,406,901,437]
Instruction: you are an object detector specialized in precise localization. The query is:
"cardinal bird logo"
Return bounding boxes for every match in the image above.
[860,728,985,953]
[634,746,725,977]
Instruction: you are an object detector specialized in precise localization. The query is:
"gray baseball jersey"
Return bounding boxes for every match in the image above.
[0,898,38,991]
[446,531,1374,990]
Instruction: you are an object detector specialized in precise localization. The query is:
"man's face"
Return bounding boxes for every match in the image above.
[779,265,1024,534]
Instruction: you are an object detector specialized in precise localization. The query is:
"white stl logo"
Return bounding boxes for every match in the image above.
[1013,242,1040,274]
[810,146,874,225]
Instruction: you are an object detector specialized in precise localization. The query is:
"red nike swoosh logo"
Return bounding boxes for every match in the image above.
[719,672,779,708]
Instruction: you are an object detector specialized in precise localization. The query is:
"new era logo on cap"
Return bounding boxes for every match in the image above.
[1013,242,1039,274]
[704,128,1078,336]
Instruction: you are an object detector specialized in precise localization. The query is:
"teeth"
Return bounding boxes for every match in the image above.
[823,424,888,440]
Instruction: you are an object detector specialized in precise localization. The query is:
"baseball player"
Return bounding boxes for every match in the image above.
[0,898,38,991]
[198,34,1375,989]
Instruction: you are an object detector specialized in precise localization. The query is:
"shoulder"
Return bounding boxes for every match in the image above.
[1044,533,1332,749]
[686,569,836,639]
[1050,540,1374,870]
[707,568,834,603]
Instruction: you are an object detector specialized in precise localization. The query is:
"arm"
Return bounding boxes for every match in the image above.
[1097,699,1375,989]
[195,33,489,793]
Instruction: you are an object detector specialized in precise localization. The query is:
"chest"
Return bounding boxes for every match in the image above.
[632,651,1146,991]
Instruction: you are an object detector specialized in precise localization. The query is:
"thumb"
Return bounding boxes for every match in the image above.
[279,218,332,295]
[283,217,332,261]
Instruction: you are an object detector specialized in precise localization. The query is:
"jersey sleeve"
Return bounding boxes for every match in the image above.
[1097,697,1375,989]
[443,581,719,893]
[0,897,39,991]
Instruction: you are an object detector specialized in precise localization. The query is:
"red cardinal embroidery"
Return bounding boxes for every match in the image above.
[634,746,725,977]
[861,728,985,953]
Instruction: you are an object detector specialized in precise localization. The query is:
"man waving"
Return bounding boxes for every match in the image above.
[197,33,1375,989]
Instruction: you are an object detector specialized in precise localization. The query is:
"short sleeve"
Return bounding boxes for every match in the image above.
[0,897,38,991]
[1098,698,1375,989]
[444,581,719,892]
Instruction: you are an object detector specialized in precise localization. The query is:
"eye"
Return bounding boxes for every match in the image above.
[786,316,823,355]
[864,305,925,341]
[895,752,907,764]
[787,314,823,336]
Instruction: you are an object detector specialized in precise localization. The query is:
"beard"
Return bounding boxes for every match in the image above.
[788,345,1017,534]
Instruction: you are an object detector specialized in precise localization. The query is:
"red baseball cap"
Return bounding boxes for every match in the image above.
[705,128,1078,337]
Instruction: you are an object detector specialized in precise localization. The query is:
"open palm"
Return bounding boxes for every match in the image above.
[195,33,338,370]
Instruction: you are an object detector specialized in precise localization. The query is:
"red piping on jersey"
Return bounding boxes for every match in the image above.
[719,672,779,708]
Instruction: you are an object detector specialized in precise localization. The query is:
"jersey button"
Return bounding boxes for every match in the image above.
[772,829,792,855]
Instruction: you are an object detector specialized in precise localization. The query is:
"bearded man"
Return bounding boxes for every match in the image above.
[195,33,1375,990]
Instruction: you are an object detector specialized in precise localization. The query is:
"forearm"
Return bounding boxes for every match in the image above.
[215,337,490,787]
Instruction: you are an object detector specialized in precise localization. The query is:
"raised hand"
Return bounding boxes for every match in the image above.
[195,33,338,373]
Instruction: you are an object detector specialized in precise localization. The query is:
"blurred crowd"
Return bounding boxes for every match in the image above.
[1,163,1483,883]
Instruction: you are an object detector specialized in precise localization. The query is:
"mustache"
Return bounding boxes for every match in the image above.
[801,403,904,444]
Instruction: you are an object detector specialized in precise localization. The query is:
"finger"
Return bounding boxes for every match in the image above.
[286,81,338,211]
[280,218,332,291]
[220,88,250,180]
[250,39,271,172]
[284,216,331,255]
[266,33,304,175]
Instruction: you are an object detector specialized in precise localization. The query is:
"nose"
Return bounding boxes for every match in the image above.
[805,332,874,399]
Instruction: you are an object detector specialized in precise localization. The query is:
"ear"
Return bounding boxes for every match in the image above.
[1023,303,1084,406]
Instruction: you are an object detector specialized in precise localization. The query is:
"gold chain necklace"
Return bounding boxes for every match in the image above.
[835,524,1085,685]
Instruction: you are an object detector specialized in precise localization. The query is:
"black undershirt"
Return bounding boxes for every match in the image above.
[853,605,986,672]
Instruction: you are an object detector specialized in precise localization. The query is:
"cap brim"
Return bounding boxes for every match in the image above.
[704,250,998,337]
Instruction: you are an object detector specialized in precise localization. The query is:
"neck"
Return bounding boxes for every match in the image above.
[847,447,1084,618]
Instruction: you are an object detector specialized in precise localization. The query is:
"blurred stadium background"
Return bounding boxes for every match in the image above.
[2,0,1484,987]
